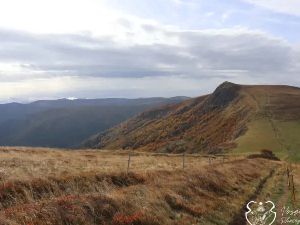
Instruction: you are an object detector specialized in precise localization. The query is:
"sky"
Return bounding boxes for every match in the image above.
[0,0,300,102]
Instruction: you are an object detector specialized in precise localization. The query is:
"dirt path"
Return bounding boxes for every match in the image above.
[228,167,277,225]
[275,170,289,225]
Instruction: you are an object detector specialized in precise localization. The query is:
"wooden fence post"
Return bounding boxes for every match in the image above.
[291,174,296,205]
[287,166,290,189]
[182,153,185,170]
[127,152,131,173]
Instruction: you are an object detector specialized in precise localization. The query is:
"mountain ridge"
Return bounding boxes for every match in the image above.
[84,82,300,157]
[0,97,188,148]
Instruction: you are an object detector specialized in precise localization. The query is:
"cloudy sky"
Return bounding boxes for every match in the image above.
[1,0,300,102]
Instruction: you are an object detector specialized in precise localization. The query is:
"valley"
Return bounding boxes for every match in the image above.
[0,97,187,148]
[0,82,299,224]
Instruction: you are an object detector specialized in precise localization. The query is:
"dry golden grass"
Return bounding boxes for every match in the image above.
[0,146,237,183]
[0,146,281,225]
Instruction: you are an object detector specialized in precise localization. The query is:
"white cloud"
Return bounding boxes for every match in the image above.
[0,0,299,102]
[0,23,299,102]
[0,75,215,103]
[0,0,176,46]
[0,0,116,34]
[172,0,183,4]
[0,26,293,80]
[242,0,300,16]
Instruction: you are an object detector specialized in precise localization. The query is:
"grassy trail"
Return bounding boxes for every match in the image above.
[275,168,289,225]
[228,166,278,225]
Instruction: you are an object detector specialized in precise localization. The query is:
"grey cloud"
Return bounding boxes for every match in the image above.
[117,18,133,29]
[176,31,292,74]
[141,24,162,33]
[0,27,298,84]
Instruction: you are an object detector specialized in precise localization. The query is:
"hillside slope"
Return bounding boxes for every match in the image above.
[0,147,279,225]
[0,97,187,148]
[84,82,300,158]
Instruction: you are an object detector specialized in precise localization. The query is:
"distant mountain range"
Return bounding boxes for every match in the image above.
[0,97,188,148]
[84,82,300,160]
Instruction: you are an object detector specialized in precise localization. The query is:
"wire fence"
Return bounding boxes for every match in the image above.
[0,147,261,182]
[124,151,256,173]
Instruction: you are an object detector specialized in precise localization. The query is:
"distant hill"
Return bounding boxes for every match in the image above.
[84,82,300,160]
[0,97,188,148]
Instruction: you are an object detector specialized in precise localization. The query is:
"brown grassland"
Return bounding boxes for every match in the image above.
[0,147,292,225]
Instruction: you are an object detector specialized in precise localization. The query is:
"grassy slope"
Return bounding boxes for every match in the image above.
[233,118,300,162]
[232,84,300,162]
[86,83,300,159]
[277,120,300,162]
[0,156,277,225]
[85,83,256,153]
[233,118,286,158]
